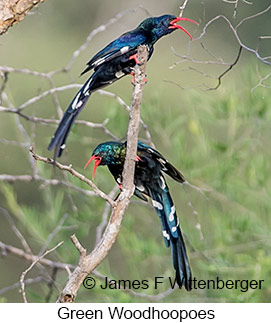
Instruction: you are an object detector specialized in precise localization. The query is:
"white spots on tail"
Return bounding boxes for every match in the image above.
[83,79,92,94]
[72,79,93,110]
[158,157,166,164]
[159,176,166,190]
[72,93,81,110]
[162,230,170,240]
[76,100,83,108]
[60,144,66,150]
[171,218,179,234]
[168,205,176,222]
[152,199,163,210]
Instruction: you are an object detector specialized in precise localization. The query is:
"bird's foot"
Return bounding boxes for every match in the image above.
[129,53,141,65]
[130,72,147,85]
[130,72,135,85]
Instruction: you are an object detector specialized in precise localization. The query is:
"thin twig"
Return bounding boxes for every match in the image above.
[39,214,69,255]
[29,146,116,208]
[0,239,174,301]
[179,0,190,17]
[71,234,86,257]
[0,207,32,254]
[206,46,243,91]
[195,9,271,66]
[171,5,271,91]
[0,240,74,270]
[20,241,64,303]
[0,277,46,296]
[95,185,119,246]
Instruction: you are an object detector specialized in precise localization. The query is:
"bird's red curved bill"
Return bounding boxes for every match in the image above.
[84,155,101,179]
[169,17,198,40]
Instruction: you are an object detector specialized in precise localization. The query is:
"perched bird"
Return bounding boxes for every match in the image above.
[48,15,198,158]
[85,141,192,291]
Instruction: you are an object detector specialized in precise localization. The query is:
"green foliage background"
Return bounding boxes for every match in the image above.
[0,0,270,302]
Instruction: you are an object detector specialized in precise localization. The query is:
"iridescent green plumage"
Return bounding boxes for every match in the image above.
[87,141,192,291]
[92,141,126,166]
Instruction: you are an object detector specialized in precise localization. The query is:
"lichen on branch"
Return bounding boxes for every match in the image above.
[0,0,46,35]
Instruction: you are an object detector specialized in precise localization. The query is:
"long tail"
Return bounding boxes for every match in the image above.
[48,74,97,157]
[149,181,192,291]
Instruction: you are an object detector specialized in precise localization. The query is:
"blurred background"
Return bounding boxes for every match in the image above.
[0,0,271,302]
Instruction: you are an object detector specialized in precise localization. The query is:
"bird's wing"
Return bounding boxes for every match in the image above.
[137,142,186,183]
[82,31,147,74]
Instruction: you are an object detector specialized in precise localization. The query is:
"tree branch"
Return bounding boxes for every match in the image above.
[0,0,46,35]
[179,0,190,17]
[56,45,149,303]
[29,146,116,208]
[19,240,63,303]
[206,46,243,91]
[0,240,74,270]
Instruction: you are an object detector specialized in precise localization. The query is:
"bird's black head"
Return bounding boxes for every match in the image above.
[138,14,198,42]
[84,141,125,179]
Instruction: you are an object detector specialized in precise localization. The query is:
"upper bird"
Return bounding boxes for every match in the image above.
[85,141,192,291]
[48,15,198,158]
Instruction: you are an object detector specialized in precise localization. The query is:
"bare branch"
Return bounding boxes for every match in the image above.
[179,0,190,17]
[206,46,243,91]
[29,146,116,208]
[222,0,253,18]
[56,45,149,303]
[0,240,74,270]
[0,276,46,296]
[0,174,33,183]
[95,185,119,246]
[70,234,86,257]
[0,173,97,198]
[20,240,64,303]
[122,45,149,192]
[171,5,271,91]
[194,9,271,66]
[39,214,69,256]
[0,0,47,35]
[0,239,175,301]
[0,207,32,254]
[251,69,271,92]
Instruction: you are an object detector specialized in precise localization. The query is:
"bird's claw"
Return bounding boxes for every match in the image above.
[129,53,141,65]
[130,72,147,85]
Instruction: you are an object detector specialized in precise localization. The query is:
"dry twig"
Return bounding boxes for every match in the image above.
[29,146,116,208]
[0,0,47,35]
[56,45,149,303]
[19,240,64,303]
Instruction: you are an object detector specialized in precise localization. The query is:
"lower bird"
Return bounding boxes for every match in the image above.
[85,141,192,291]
